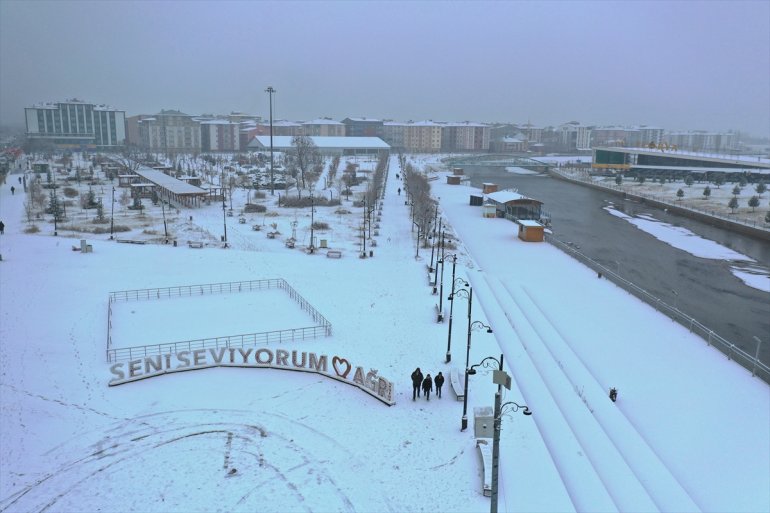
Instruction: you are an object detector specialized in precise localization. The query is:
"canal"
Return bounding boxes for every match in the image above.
[465,166,770,368]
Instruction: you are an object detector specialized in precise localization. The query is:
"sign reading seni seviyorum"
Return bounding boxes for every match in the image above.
[109,347,395,405]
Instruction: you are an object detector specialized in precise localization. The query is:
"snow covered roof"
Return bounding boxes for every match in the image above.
[518,219,542,227]
[486,190,541,204]
[303,119,344,125]
[135,168,208,195]
[249,136,390,150]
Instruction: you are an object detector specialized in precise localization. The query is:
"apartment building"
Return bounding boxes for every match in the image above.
[138,110,201,153]
[404,121,442,153]
[441,122,490,152]
[341,117,384,138]
[200,119,241,152]
[301,119,345,137]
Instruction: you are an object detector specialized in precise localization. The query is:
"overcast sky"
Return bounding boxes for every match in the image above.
[1,0,768,137]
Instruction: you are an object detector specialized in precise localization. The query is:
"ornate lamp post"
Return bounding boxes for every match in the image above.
[450,286,494,431]
[469,354,532,513]
[443,253,466,362]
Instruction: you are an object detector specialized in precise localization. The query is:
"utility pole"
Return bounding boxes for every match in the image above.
[265,86,276,195]
[109,186,115,239]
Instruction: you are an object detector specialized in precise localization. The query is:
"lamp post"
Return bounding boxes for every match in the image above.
[222,183,228,248]
[492,398,532,513]
[444,255,467,362]
[109,186,115,240]
[265,86,276,195]
[309,192,315,253]
[451,285,494,431]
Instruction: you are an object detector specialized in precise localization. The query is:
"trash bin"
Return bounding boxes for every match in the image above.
[221,236,225,242]
[369,250,373,257]
[173,240,177,247]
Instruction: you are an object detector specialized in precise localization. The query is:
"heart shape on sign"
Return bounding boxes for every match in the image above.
[332,356,351,378]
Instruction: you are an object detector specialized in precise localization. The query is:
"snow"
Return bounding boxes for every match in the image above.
[1,154,769,513]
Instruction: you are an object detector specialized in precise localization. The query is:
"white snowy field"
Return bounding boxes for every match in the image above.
[1,155,769,513]
[110,288,314,348]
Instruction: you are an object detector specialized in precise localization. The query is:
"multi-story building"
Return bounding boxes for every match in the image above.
[403,121,442,153]
[200,120,241,152]
[382,122,407,151]
[138,110,201,153]
[637,126,664,148]
[663,131,736,153]
[301,119,345,137]
[576,126,593,151]
[518,123,543,144]
[342,117,384,138]
[24,99,126,150]
[440,122,490,152]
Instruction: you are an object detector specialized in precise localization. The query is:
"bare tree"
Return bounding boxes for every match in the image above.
[290,135,321,194]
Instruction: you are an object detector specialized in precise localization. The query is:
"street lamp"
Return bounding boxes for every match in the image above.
[265,86,276,195]
[442,254,466,362]
[450,286,494,431]
[491,398,532,513]
[221,183,228,248]
[109,186,115,240]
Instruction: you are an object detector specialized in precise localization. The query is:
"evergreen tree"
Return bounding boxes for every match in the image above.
[739,176,747,188]
[732,185,741,196]
[748,196,759,212]
[756,181,767,197]
[728,196,739,213]
[684,175,694,187]
[703,186,711,199]
[615,174,622,186]
[714,174,725,188]
[676,189,684,200]
[96,199,105,221]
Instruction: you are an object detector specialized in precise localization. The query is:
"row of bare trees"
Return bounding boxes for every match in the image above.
[403,160,438,247]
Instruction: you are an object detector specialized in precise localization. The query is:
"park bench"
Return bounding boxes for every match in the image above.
[285,239,296,248]
[238,217,246,224]
[267,231,278,239]
[476,439,493,497]
[326,250,342,259]
[188,241,204,249]
[449,367,464,401]
[252,224,261,231]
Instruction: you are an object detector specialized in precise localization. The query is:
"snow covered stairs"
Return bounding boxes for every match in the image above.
[474,272,700,512]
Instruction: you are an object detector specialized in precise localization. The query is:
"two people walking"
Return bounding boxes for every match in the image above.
[411,368,445,401]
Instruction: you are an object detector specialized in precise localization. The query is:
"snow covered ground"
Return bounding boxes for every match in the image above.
[1,155,768,513]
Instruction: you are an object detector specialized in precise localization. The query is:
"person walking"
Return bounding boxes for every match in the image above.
[422,374,433,401]
[411,367,423,400]
[434,372,445,399]
[0,220,5,235]
[398,187,401,196]
[10,186,15,195]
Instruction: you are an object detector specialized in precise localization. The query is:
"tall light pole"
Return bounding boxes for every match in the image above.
[468,353,532,513]
[309,191,315,253]
[109,186,115,240]
[444,254,467,362]
[265,86,276,196]
[492,397,531,513]
[221,176,228,248]
[450,286,494,430]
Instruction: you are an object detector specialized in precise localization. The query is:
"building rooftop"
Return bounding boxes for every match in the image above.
[249,136,390,150]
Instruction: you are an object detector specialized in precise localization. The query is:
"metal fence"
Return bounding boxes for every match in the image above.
[107,278,332,362]
[545,234,769,384]
[551,168,770,232]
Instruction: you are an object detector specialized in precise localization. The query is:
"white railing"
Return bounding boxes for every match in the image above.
[545,234,769,384]
[106,278,332,362]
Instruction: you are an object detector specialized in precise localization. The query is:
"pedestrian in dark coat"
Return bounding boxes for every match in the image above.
[434,372,445,398]
[422,374,433,401]
[411,367,423,400]
[0,220,4,234]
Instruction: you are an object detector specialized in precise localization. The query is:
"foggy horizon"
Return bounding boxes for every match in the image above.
[1,0,768,138]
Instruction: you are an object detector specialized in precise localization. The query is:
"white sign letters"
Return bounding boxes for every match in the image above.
[109,347,395,405]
